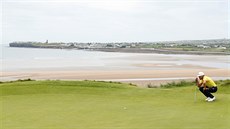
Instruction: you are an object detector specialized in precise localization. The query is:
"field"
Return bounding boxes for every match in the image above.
[0,80,230,129]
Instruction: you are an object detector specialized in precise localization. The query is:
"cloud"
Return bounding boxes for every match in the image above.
[1,0,229,43]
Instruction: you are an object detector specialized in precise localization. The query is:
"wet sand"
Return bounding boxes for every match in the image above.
[1,52,229,87]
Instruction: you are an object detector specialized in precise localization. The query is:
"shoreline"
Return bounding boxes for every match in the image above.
[9,46,230,55]
[2,46,229,87]
[2,69,229,87]
[9,38,230,55]
[91,48,230,55]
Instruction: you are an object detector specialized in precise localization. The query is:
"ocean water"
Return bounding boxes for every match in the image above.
[3,44,164,71]
[1,45,137,71]
[1,44,229,72]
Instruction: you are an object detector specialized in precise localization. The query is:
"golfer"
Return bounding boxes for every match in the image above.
[195,72,217,102]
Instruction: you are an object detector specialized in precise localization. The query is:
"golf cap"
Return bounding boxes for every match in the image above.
[197,72,205,76]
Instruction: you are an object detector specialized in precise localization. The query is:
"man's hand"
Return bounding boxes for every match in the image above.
[195,77,199,83]
[203,87,208,90]
[195,77,202,87]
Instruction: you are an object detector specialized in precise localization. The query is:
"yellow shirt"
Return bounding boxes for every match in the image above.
[200,76,217,87]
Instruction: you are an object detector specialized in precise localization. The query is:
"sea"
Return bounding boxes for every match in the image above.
[0,44,229,72]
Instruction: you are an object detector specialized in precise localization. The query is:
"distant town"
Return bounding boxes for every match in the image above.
[9,39,230,55]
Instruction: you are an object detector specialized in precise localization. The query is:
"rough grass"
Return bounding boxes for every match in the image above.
[0,80,229,129]
[160,80,194,88]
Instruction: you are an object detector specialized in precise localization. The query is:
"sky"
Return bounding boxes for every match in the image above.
[1,0,229,44]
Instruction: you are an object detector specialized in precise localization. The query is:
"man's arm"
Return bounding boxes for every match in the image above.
[195,77,203,87]
[202,80,207,89]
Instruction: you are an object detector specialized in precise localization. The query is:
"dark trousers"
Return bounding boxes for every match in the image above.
[199,87,217,98]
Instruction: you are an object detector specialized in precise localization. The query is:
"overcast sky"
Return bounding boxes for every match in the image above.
[1,0,229,44]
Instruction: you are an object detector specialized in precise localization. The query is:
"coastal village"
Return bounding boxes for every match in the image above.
[9,39,229,55]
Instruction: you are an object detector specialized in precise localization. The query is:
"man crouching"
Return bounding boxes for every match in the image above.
[195,72,218,102]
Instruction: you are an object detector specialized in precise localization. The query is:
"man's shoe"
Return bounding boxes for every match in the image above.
[205,97,211,101]
[208,97,216,102]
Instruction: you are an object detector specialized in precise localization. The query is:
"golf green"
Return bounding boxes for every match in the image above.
[0,80,229,129]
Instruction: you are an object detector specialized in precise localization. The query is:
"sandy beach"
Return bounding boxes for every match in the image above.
[2,68,229,87]
[1,46,230,87]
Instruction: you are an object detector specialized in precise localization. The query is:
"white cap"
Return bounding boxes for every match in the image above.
[197,72,205,76]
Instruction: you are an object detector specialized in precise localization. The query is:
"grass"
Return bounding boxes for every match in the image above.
[160,80,194,88]
[0,80,230,129]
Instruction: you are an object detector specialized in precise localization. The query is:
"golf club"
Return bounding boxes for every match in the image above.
[194,86,197,102]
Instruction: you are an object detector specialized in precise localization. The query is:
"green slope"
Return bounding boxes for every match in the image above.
[0,80,229,129]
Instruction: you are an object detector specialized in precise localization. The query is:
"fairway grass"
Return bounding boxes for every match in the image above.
[0,80,230,129]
